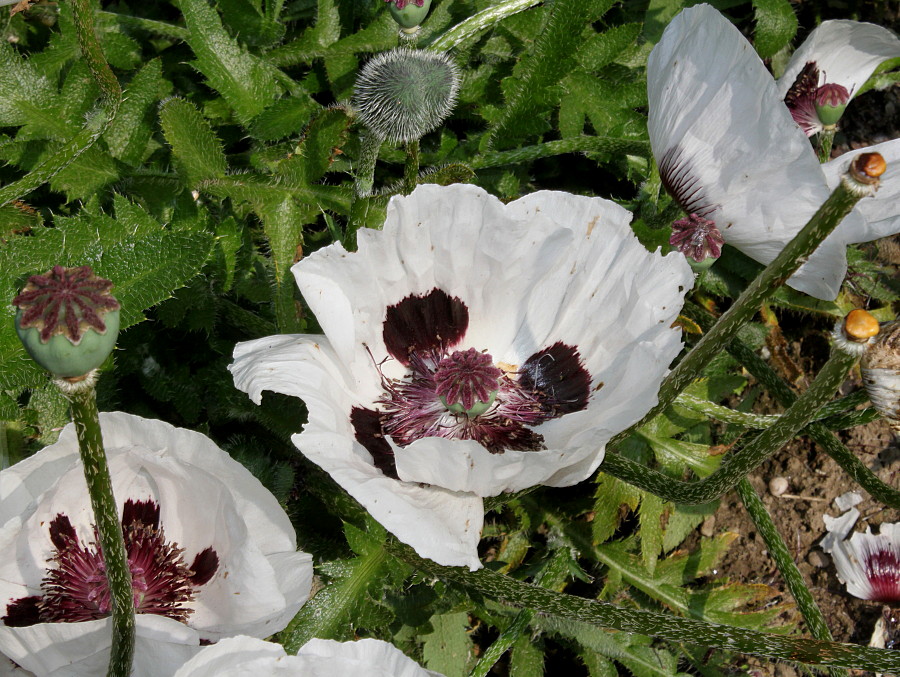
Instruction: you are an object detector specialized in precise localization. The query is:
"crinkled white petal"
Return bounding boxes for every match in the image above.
[777,20,900,99]
[648,4,867,300]
[823,139,900,244]
[172,636,444,677]
[820,509,900,601]
[231,335,484,570]
[0,615,200,677]
[292,185,691,497]
[0,413,313,657]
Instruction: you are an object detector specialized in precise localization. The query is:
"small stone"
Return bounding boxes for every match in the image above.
[808,550,830,569]
[700,515,716,538]
[769,477,789,496]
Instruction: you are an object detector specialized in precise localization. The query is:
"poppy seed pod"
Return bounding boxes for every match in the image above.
[385,0,432,32]
[352,48,459,144]
[12,266,120,378]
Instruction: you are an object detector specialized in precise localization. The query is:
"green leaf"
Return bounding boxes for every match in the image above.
[49,146,119,201]
[106,58,167,165]
[489,0,616,148]
[576,23,642,71]
[0,42,57,128]
[509,633,545,677]
[422,611,474,677]
[752,0,798,59]
[160,97,227,187]
[639,491,665,573]
[178,0,280,123]
[249,94,321,141]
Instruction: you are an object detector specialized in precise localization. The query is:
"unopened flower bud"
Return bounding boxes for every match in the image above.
[814,83,850,127]
[353,48,459,144]
[385,0,431,32]
[860,320,900,436]
[12,266,120,378]
[843,152,885,198]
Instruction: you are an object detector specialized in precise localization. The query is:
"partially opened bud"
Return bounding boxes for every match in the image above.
[385,0,431,32]
[860,320,900,435]
[352,48,459,144]
[12,265,120,378]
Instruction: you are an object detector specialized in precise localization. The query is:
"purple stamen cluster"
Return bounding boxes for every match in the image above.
[3,499,218,627]
[12,265,119,345]
[669,213,725,262]
[434,348,502,410]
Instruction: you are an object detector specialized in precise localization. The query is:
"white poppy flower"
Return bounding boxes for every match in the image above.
[230,183,693,570]
[776,20,900,136]
[0,412,314,677]
[648,4,900,300]
[822,509,900,602]
[172,635,444,676]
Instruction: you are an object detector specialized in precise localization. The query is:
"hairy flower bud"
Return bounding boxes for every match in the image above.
[860,320,900,436]
[12,266,120,378]
[352,48,459,143]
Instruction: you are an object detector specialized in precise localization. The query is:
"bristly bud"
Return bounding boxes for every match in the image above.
[352,48,459,144]
[860,320,900,437]
[385,0,431,32]
[12,266,120,378]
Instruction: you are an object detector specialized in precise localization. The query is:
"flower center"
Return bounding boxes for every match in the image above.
[784,61,851,136]
[669,213,725,262]
[2,499,218,627]
[434,348,501,416]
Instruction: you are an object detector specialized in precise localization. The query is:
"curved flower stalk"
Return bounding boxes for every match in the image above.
[647,4,900,300]
[0,413,313,677]
[231,183,693,569]
[776,20,900,136]
[172,635,444,676]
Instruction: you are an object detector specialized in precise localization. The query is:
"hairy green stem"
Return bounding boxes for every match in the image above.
[344,132,383,251]
[402,140,420,195]
[388,541,900,672]
[736,479,845,676]
[675,389,875,431]
[610,173,871,448]
[817,128,836,164]
[471,136,650,169]
[58,377,134,677]
[721,331,900,509]
[601,348,859,504]
[429,0,541,51]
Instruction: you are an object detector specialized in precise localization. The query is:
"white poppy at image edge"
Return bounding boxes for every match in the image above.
[648,4,900,301]
[822,508,900,603]
[172,635,444,676]
[230,183,694,570]
[0,412,314,677]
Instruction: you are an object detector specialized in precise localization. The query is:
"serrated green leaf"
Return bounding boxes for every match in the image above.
[178,0,280,123]
[160,97,227,187]
[49,146,119,201]
[276,107,351,186]
[752,0,798,59]
[639,491,665,573]
[106,58,166,165]
[422,611,473,677]
[0,42,57,128]
[249,94,321,141]
[576,23,642,71]
[592,472,641,544]
[510,634,544,677]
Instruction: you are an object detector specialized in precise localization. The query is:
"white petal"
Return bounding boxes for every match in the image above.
[821,508,875,600]
[231,334,484,570]
[823,139,900,243]
[173,636,444,677]
[0,615,200,677]
[297,638,444,677]
[648,4,865,300]
[0,413,313,654]
[777,20,900,99]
